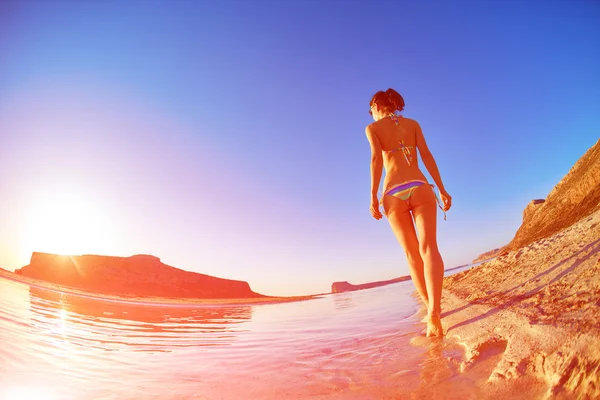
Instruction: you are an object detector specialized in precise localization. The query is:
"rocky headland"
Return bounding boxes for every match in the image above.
[472,247,504,263]
[440,139,600,399]
[331,276,411,293]
[473,138,600,264]
[6,252,299,303]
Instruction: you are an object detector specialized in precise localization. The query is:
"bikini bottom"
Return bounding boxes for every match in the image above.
[382,180,447,220]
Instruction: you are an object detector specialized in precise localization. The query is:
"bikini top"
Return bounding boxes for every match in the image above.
[382,115,413,166]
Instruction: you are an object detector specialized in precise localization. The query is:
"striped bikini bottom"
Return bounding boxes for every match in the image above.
[383,180,447,220]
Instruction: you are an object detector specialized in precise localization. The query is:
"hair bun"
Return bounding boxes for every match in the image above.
[387,88,405,112]
[369,88,406,114]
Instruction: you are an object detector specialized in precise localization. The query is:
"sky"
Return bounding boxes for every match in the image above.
[0,0,598,296]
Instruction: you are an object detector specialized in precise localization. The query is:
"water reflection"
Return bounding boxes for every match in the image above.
[28,286,253,352]
[0,271,490,400]
[332,292,356,311]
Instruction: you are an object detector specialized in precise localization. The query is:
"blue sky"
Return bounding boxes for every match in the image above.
[0,0,598,296]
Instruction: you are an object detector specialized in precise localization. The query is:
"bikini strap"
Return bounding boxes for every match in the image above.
[430,184,447,221]
[389,115,413,166]
[400,141,412,166]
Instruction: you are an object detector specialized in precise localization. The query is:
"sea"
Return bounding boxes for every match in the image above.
[0,264,500,400]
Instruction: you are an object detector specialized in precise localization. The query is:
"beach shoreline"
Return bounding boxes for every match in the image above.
[433,209,600,399]
[0,268,321,307]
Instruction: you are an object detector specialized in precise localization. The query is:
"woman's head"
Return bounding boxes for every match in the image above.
[369,88,405,121]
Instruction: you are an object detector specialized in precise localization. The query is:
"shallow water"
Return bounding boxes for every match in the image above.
[0,265,495,400]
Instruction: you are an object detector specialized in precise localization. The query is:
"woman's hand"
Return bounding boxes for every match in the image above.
[440,190,452,212]
[370,195,383,220]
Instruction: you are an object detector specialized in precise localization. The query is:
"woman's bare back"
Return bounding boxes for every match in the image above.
[368,116,428,191]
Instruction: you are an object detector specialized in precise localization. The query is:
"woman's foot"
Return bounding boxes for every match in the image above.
[426,313,444,337]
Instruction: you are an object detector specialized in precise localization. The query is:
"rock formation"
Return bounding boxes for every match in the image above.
[502,139,600,253]
[331,276,411,293]
[472,247,504,263]
[15,252,263,299]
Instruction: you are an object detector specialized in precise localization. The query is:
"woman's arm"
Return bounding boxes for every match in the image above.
[365,125,383,219]
[414,121,452,211]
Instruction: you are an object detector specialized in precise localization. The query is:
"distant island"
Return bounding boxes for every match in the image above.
[330,261,475,294]
[1,252,316,305]
[331,276,412,293]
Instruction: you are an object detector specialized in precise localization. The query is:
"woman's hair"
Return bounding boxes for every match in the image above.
[370,88,405,114]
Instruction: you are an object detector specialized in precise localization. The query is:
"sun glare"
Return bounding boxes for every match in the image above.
[19,191,117,260]
[1,386,57,400]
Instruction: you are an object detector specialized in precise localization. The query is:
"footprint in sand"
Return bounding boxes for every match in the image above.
[460,339,508,375]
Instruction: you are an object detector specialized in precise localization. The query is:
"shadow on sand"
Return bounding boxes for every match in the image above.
[443,238,600,333]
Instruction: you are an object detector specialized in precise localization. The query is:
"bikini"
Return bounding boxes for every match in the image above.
[382,115,447,220]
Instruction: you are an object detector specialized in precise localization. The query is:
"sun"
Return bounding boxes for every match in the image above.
[19,191,117,261]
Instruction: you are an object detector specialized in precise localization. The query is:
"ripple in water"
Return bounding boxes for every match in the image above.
[1,268,483,400]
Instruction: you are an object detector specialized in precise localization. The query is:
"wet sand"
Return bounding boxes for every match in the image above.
[437,208,600,399]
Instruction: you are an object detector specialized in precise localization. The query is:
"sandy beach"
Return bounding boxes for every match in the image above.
[438,205,600,398]
[414,139,600,399]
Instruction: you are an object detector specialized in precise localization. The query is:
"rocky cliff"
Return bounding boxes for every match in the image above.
[15,252,263,299]
[473,139,600,262]
[502,139,600,252]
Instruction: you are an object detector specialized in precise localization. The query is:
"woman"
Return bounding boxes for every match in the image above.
[365,88,451,337]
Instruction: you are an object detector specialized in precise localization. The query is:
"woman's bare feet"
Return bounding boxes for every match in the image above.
[426,313,444,337]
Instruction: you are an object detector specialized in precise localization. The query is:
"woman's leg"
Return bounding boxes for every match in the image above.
[382,195,429,308]
[412,194,445,337]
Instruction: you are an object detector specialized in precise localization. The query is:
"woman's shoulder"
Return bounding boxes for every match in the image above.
[400,115,418,125]
[365,116,419,131]
[365,119,384,135]
[399,116,422,133]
